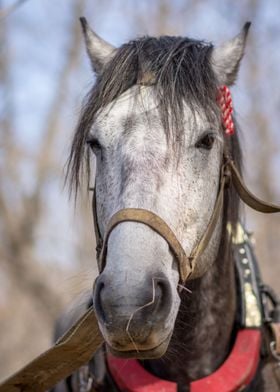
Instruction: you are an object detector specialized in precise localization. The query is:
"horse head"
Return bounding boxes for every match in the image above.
[68,20,250,359]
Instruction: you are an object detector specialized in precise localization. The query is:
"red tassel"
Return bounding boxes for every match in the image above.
[217,85,235,135]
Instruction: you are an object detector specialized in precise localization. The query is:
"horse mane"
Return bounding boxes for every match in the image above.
[67,34,242,234]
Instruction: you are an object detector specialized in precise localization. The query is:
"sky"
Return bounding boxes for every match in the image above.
[6,0,280,147]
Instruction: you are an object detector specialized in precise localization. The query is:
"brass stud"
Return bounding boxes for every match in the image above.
[242,258,249,264]
[244,269,251,277]
[239,248,246,254]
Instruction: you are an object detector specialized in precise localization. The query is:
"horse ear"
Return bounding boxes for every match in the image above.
[80,17,116,73]
[211,22,251,86]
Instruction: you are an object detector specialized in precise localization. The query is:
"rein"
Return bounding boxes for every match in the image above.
[1,91,280,391]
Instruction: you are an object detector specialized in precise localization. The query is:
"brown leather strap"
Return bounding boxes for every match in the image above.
[188,159,280,269]
[98,208,192,283]
[229,160,280,213]
[189,164,228,265]
[0,307,103,392]
[92,188,102,258]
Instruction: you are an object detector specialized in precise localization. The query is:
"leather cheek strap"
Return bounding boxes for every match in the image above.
[186,159,280,275]
[188,167,227,267]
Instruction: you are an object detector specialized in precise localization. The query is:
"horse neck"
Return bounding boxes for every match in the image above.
[144,234,237,387]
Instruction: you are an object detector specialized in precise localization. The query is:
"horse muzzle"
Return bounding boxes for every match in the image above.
[93,270,175,358]
[91,162,233,357]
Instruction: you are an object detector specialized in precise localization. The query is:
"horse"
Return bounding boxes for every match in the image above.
[53,19,280,392]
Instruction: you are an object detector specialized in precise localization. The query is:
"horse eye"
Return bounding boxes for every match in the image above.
[195,133,215,150]
[86,137,102,151]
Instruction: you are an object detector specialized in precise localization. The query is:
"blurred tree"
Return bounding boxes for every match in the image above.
[238,0,280,292]
[0,0,279,381]
[0,0,87,377]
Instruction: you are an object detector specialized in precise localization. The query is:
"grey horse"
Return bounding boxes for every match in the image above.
[54,20,279,392]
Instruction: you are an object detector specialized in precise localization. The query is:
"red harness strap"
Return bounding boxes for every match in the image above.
[107,329,261,392]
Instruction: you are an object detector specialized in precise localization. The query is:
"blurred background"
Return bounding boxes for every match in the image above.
[0,0,279,381]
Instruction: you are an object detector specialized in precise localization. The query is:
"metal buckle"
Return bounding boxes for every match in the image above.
[221,159,232,187]
[260,284,280,324]
[270,341,280,362]
[78,365,94,392]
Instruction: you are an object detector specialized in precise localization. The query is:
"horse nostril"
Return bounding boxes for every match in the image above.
[93,274,173,332]
[153,278,172,317]
[93,279,106,323]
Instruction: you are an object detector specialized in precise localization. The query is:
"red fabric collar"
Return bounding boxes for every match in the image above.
[107,329,261,392]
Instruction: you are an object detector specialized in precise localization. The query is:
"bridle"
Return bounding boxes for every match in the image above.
[92,84,279,284]
[93,155,280,284]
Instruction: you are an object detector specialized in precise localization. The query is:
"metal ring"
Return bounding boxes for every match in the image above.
[270,341,280,362]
